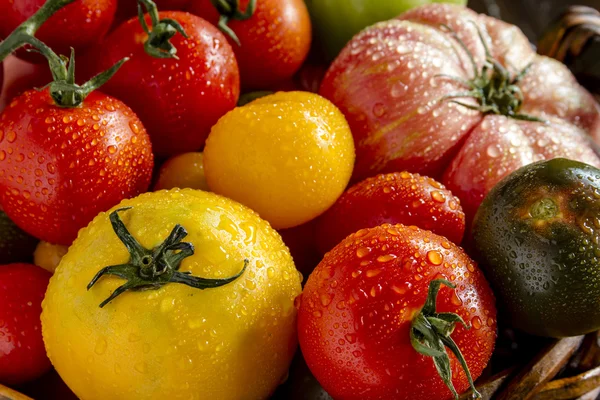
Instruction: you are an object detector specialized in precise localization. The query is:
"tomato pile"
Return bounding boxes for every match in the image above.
[0,1,599,400]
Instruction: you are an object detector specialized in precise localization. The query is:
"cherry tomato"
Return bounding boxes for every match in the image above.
[204,91,355,230]
[0,263,52,386]
[89,12,240,157]
[154,152,209,191]
[189,0,311,90]
[298,224,496,400]
[0,89,153,245]
[33,241,68,274]
[320,4,600,223]
[0,0,117,63]
[315,172,465,255]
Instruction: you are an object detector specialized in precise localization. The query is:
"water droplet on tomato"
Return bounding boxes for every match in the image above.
[373,103,386,117]
[94,338,107,355]
[427,250,443,265]
[472,316,482,330]
[366,269,381,278]
[486,144,500,158]
[6,131,16,143]
[356,247,371,258]
[377,254,397,263]
[431,191,445,203]
[312,310,322,318]
[320,294,332,307]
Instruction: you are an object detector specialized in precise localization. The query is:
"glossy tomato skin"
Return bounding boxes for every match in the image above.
[189,0,311,90]
[298,224,496,400]
[42,189,302,400]
[0,89,153,245]
[315,172,465,254]
[0,263,52,386]
[320,4,600,222]
[92,12,239,157]
[0,0,116,63]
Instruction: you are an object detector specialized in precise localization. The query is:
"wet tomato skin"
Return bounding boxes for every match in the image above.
[90,12,240,157]
[298,224,496,400]
[315,172,465,255]
[0,0,116,63]
[0,89,153,245]
[189,0,311,90]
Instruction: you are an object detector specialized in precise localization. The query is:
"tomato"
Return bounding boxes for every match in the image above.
[88,11,240,157]
[0,263,52,386]
[188,0,311,90]
[34,241,68,273]
[0,56,52,106]
[315,172,465,255]
[0,89,153,245]
[42,189,302,400]
[474,158,600,337]
[204,91,355,230]
[298,224,496,400]
[320,4,600,223]
[305,0,466,60]
[113,0,191,28]
[0,0,116,63]
[153,152,209,191]
[0,210,38,264]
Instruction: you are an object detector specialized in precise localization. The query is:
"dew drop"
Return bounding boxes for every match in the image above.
[372,103,386,117]
[320,294,332,307]
[356,247,371,258]
[472,316,482,330]
[377,254,397,263]
[427,250,443,265]
[486,144,500,158]
[94,338,107,355]
[431,191,445,203]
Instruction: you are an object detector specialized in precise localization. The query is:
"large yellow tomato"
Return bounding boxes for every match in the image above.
[41,189,302,400]
[204,91,355,230]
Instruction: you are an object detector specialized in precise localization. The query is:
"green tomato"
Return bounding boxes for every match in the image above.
[305,0,467,60]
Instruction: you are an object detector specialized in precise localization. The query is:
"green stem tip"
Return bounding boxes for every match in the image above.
[137,0,188,59]
[410,279,482,400]
[87,207,247,308]
[210,0,257,46]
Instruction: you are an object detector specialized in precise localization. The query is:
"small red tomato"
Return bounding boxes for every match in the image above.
[0,0,116,63]
[188,0,311,90]
[315,172,465,254]
[90,12,240,157]
[298,224,496,400]
[0,89,153,245]
[0,263,52,386]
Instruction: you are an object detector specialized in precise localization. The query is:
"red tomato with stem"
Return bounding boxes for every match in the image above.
[112,0,191,29]
[188,0,311,90]
[320,4,600,223]
[0,263,52,386]
[315,172,465,255]
[298,224,496,400]
[0,89,153,245]
[0,0,117,63]
[90,11,240,157]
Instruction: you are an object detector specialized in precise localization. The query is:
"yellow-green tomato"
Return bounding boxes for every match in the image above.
[204,91,355,230]
[306,0,467,59]
[154,152,210,191]
[42,189,302,400]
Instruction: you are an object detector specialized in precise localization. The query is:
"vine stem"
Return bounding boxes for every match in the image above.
[0,0,76,61]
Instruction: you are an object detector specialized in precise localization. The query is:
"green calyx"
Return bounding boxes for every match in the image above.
[87,207,247,308]
[410,279,481,400]
[210,0,257,46]
[0,0,127,108]
[438,23,545,123]
[530,198,559,220]
[138,0,188,59]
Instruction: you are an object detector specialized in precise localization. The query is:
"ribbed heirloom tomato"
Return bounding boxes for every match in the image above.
[298,224,496,400]
[321,4,600,222]
[42,189,302,400]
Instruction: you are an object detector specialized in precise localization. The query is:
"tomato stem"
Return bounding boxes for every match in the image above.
[436,23,546,123]
[210,0,257,46]
[410,279,481,400]
[137,0,188,59]
[87,208,247,308]
[0,0,76,61]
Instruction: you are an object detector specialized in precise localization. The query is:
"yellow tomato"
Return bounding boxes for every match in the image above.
[34,241,68,273]
[42,189,302,400]
[204,91,355,230]
[154,152,210,191]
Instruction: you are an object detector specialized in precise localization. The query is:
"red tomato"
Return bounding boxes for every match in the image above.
[0,0,116,63]
[0,89,153,245]
[315,172,465,255]
[320,4,600,223]
[0,263,51,386]
[298,224,496,400]
[89,12,239,157]
[188,0,311,90]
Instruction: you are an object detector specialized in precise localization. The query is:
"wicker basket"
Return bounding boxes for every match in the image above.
[1,4,600,400]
